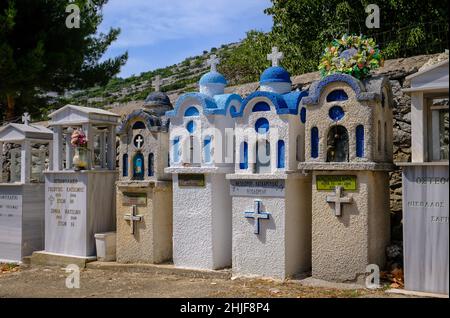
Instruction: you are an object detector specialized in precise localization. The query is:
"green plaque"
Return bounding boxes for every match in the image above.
[178,174,206,187]
[316,175,357,191]
[123,192,147,206]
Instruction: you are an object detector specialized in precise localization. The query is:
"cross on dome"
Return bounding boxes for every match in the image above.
[267,47,284,67]
[153,75,162,92]
[22,112,31,125]
[207,54,221,72]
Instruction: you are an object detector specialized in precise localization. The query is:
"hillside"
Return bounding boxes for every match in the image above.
[65,42,240,109]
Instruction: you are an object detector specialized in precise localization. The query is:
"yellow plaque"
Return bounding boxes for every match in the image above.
[316,175,357,191]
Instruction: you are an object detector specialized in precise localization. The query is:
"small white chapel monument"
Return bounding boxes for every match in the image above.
[400,54,449,295]
[32,105,119,266]
[227,47,312,279]
[165,55,242,270]
[0,114,53,263]
[300,73,394,283]
[115,78,173,264]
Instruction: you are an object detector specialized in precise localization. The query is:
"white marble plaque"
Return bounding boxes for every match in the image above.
[403,165,449,295]
[0,189,23,262]
[45,174,87,256]
[230,180,285,198]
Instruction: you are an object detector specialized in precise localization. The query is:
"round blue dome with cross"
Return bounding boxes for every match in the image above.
[199,71,227,86]
[260,66,291,85]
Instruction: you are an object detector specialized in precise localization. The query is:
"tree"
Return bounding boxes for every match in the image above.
[265,0,448,76]
[0,0,128,121]
[219,30,272,85]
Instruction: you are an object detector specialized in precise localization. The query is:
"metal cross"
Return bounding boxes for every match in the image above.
[207,54,220,72]
[153,75,161,92]
[22,112,31,125]
[244,200,271,235]
[326,186,353,217]
[267,47,284,67]
[124,205,143,234]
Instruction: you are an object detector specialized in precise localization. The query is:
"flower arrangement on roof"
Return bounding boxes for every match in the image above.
[71,129,88,148]
[319,34,384,80]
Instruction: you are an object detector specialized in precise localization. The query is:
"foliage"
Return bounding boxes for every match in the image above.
[319,35,384,79]
[0,0,127,121]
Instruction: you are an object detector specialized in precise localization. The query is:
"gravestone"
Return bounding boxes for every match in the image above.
[227,47,311,279]
[165,58,241,270]
[300,73,394,283]
[400,56,449,295]
[115,86,173,264]
[0,116,53,263]
[32,105,119,265]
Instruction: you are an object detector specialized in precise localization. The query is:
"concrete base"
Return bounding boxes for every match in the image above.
[386,288,449,299]
[86,261,231,280]
[31,251,96,268]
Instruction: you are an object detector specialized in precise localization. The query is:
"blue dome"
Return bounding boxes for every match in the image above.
[199,71,227,86]
[260,66,291,84]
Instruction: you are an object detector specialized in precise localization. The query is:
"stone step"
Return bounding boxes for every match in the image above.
[86,261,232,280]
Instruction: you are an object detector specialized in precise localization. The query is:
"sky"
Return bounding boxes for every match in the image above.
[98,0,273,78]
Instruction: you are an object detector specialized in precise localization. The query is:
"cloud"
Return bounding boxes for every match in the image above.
[99,0,271,48]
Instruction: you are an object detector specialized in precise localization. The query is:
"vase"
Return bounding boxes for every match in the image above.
[73,147,89,170]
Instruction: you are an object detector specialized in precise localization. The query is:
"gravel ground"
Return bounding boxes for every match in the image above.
[0,266,412,298]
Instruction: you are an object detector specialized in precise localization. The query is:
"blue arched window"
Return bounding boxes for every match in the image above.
[184,107,199,117]
[186,120,196,134]
[204,137,212,163]
[311,127,319,158]
[255,118,270,134]
[132,121,146,130]
[148,153,154,176]
[132,153,145,180]
[252,102,271,112]
[277,140,285,169]
[300,107,307,124]
[356,125,365,158]
[240,142,248,170]
[122,154,128,177]
[327,90,348,102]
[173,137,180,163]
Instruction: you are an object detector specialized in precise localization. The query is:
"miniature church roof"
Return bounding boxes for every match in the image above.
[302,73,391,105]
[199,71,228,85]
[231,90,308,118]
[260,66,292,84]
[48,104,120,126]
[116,109,168,135]
[144,91,172,107]
[166,93,242,117]
[0,123,53,142]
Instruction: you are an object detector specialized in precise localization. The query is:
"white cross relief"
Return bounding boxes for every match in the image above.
[267,46,284,67]
[244,200,271,235]
[124,205,143,234]
[207,54,220,72]
[326,186,353,217]
[134,135,144,149]
[22,112,31,125]
[153,75,161,92]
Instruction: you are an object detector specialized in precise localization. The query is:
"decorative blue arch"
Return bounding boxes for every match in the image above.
[117,109,161,135]
[277,140,285,169]
[302,73,377,105]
